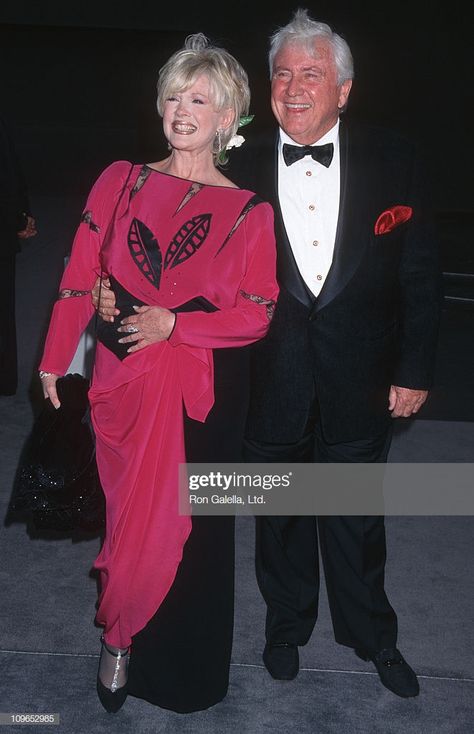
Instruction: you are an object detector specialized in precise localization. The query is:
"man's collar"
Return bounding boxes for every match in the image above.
[279,119,340,148]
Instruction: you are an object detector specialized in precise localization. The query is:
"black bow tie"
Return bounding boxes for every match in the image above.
[282,142,334,168]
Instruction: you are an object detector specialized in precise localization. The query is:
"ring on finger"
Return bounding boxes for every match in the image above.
[127,325,139,334]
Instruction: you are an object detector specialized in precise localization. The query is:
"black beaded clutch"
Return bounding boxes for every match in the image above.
[9,373,105,533]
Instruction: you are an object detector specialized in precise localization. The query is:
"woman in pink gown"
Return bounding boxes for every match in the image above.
[39,33,278,713]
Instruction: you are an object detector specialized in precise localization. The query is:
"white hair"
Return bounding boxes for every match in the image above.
[269,8,354,86]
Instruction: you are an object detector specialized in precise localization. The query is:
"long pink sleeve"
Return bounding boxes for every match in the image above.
[39,161,133,375]
[168,202,279,349]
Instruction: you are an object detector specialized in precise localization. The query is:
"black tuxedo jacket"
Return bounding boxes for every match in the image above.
[228,120,442,444]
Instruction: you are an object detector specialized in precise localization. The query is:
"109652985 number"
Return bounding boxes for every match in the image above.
[0,713,59,725]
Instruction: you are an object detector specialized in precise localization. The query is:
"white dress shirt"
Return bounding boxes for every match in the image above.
[278,121,341,297]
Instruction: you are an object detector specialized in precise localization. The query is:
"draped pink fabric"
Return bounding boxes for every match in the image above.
[90,341,213,647]
[39,161,278,648]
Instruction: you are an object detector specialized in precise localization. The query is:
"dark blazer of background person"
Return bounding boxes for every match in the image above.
[0,113,35,395]
[230,119,442,446]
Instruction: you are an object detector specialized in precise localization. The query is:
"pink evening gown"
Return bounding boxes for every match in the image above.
[39,160,278,711]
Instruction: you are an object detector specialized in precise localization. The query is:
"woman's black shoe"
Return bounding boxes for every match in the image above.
[96,636,130,713]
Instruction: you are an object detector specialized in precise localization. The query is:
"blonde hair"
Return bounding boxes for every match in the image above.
[157,33,251,165]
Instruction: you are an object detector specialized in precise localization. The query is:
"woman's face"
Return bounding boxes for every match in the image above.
[162,74,233,156]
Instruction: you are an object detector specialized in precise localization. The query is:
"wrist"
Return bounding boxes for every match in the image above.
[39,371,57,379]
[167,312,177,340]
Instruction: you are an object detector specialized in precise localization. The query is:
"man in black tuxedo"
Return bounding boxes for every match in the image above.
[230,9,441,698]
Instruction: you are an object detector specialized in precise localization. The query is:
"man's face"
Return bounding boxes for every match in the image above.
[271,40,352,145]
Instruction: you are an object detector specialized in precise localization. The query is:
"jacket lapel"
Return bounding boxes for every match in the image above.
[256,132,315,308]
[312,121,371,313]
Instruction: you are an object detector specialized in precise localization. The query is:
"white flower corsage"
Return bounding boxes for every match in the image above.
[219,115,254,163]
[226,134,245,150]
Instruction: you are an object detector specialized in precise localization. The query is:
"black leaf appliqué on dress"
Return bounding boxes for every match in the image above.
[128,218,162,288]
[164,214,211,270]
[173,182,204,215]
[81,210,100,233]
[214,195,262,257]
[130,165,152,199]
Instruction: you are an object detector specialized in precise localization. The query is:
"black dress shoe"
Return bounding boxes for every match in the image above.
[355,647,420,698]
[263,643,299,680]
[97,676,128,713]
[96,637,129,713]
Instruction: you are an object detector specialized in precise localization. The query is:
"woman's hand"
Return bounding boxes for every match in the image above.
[40,373,61,409]
[117,306,176,353]
[91,276,120,322]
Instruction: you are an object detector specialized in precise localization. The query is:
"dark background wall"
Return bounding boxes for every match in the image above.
[0,1,471,211]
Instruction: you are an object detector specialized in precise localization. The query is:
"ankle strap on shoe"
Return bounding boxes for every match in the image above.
[101,635,129,658]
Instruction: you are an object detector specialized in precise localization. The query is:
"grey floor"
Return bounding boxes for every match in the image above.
[1,196,473,733]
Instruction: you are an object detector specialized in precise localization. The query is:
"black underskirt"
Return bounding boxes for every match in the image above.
[127,345,250,712]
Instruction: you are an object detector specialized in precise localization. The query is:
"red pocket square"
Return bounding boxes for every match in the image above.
[374,205,413,235]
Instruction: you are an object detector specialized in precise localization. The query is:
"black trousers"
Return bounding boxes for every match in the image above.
[244,417,398,654]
